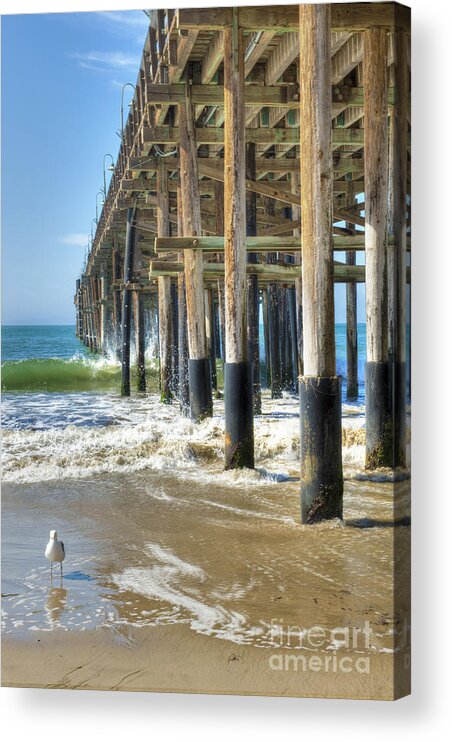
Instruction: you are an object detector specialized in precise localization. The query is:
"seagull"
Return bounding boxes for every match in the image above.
[45,530,65,577]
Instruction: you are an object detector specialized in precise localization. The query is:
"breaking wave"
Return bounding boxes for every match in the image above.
[1,356,122,392]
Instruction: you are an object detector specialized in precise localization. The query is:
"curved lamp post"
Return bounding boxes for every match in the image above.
[103,154,115,197]
[120,82,136,140]
[95,189,105,223]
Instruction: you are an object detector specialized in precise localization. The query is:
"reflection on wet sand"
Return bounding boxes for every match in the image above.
[46,586,67,625]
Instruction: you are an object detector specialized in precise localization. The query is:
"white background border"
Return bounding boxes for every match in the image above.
[1,0,451,738]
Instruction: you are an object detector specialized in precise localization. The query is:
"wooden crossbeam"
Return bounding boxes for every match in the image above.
[265,32,298,84]
[149,260,369,282]
[176,5,410,32]
[154,235,411,253]
[168,29,199,83]
[197,160,300,205]
[244,31,275,78]
[152,234,410,253]
[200,31,224,84]
[155,236,300,251]
[121,172,364,201]
[142,126,365,146]
[147,83,397,109]
[129,155,363,175]
[147,82,299,107]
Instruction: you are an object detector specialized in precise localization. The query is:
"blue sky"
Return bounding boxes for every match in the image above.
[1,10,148,324]
[1,9,365,325]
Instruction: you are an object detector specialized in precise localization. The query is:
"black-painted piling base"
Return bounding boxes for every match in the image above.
[188,358,213,421]
[224,361,254,470]
[300,376,343,524]
[179,366,190,416]
[346,381,359,402]
[120,291,132,398]
[136,365,146,393]
[365,361,406,469]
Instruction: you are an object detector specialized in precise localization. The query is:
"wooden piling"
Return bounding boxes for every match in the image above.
[112,247,122,360]
[387,25,408,468]
[223,8,254,469]
[81,280,88,347]
[214,181,226,364]
[264,197,282,398]
[171,282,179,394]
[176,187,190,414]
[157,159,173,404]
[292,171,303,378]
[120,206,136,396]
[133,288,146,391]
[90,276,99,352]
[75,279,82,339]
[280,289,293,390]
[287,286,298,391]
[87,277,97,352]
[364,26,392,469]
[345,187,359,400]
[295,278,303,375]
[100,269,108,355]
[179,77,212,420]
[262,289,271,387]
[299,4,343,523]
[214,300,221,361]
[246,141,262,414]
[217,278,226,362]
[204,288,217,390]
[346,249,359,399]
[268,283,282,398]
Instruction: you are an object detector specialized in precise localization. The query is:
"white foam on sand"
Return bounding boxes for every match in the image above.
[112,542,254,643]
[2,391,383,485]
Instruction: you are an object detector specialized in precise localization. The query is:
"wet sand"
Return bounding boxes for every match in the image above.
[1,393,410,699]
[2,623,403,699]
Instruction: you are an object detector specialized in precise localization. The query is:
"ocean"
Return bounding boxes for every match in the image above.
[1,323,366,425]
[2,322,409,654]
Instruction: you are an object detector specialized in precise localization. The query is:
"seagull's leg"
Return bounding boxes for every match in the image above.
[50,562,53,579]
[60,562,63,579]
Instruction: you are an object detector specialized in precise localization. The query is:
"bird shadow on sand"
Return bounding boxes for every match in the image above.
[63,571,93,581]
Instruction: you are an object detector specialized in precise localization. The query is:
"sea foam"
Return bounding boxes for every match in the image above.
[2,392,371,485]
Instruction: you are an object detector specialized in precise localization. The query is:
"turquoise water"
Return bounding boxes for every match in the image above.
[1,325,90,361]
[1,324,366,430]
[2,323,366,390]
[1,326,122,394]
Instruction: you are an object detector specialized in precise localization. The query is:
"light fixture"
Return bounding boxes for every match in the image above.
[120,82,136,139]
[103,154,115,195]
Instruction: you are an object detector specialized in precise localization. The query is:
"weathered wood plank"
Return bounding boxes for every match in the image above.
[157,159,173,402]
[364,27,389,364]
[299,4,335,377]
[176,4,409,32]
[142,126,365,146]
[179,83,207,362]
[129,155,363,175]
[224,9,247,362]
[299,3,343,523]
[147,82,299,107]
[154,235,410,252]
[149,261,370,282]
[244,31,275,78]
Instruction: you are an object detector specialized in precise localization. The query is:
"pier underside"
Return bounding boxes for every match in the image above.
[76,3,411,523]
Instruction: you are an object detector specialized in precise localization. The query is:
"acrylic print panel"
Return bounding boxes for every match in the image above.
[1,2,411,700]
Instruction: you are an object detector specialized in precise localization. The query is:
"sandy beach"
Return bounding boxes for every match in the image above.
[2,621,407,699]
[2,392,410,699]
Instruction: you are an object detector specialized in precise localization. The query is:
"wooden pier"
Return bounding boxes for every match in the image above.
[75,3,411,522]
